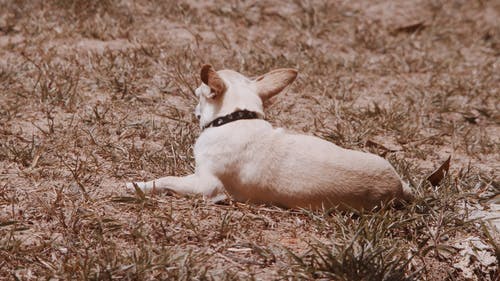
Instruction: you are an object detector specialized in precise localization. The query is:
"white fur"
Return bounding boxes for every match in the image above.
[127,66,412,211]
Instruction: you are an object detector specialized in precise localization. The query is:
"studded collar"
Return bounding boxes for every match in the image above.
[202,110,261,130]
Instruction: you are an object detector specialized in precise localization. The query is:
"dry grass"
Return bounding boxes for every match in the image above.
[0,0,499,280]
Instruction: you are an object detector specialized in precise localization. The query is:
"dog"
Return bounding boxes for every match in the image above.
[126,65,412,211]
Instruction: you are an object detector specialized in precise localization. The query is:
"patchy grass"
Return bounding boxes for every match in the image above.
[0,0,499,280]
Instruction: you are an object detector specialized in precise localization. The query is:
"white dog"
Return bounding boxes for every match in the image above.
[127,65,412,211]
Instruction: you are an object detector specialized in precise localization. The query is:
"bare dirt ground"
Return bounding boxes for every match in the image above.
[0,0,499,280]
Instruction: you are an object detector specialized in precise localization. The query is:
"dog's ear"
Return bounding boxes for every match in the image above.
[253,68,297,100]
[200,64,226,98]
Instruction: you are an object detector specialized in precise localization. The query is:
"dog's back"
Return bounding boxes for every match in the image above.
[195,119,407,210]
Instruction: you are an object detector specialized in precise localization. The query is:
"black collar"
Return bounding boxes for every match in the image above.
[203,110,261,130]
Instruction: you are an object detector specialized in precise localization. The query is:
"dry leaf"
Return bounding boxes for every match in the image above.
[427,155,451,186]
[366,139,402,157]
[463,115,479,124]
[392,21,425,34]
[365,139,400,152]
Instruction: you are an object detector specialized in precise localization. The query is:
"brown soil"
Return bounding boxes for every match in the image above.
[1,0,498,280]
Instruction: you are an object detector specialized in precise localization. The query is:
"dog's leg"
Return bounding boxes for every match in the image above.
[126,173,225,200]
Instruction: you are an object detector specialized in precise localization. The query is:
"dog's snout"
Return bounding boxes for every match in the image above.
[196,114,201,120]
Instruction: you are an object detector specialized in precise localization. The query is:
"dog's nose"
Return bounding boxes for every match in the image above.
[196,114,201,120]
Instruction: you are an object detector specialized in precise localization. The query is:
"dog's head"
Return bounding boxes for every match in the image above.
[194,65,297,129]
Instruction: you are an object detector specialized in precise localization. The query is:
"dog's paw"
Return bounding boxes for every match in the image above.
[208,193,230,205]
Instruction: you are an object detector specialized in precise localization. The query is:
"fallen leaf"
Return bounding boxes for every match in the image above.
[392,21,425,34]
[366,139,400,152]
[427,155,451,186]
[463,115,479,124]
